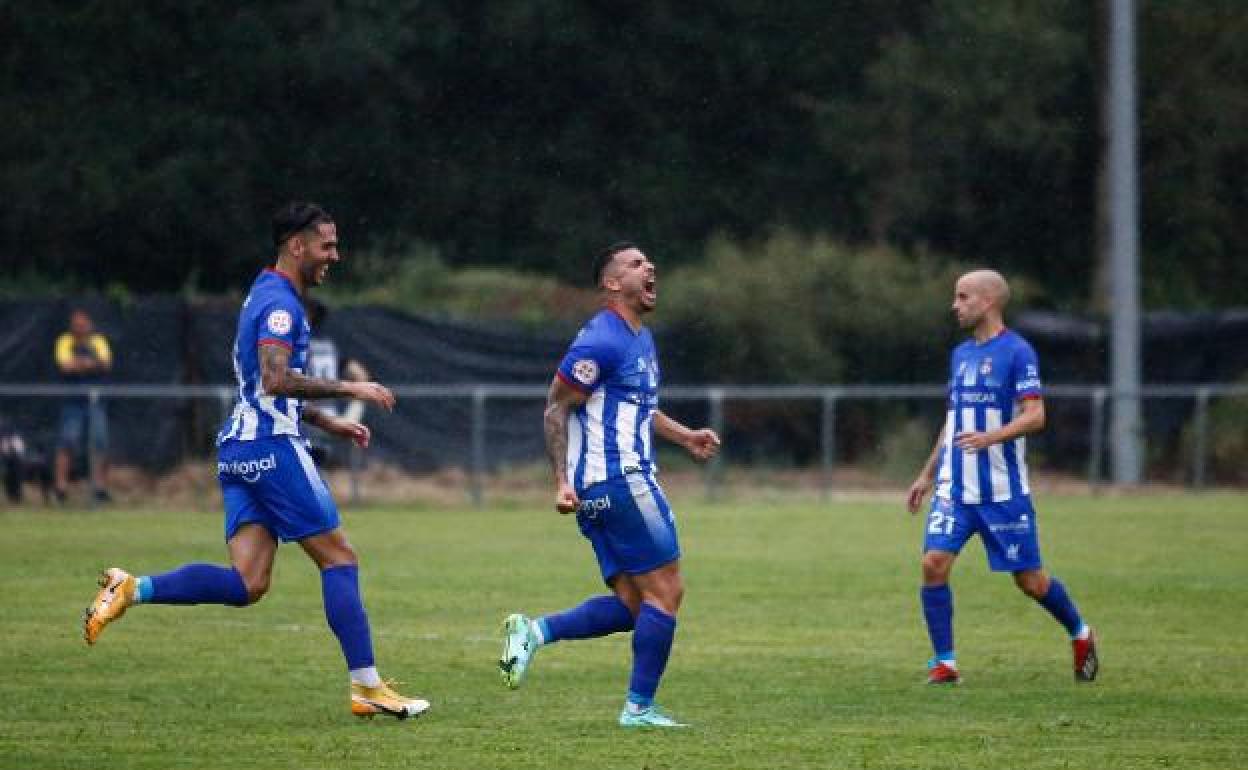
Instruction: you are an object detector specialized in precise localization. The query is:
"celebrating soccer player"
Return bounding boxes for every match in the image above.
[83,203,430,720]
[499,242,720,728]
[906,269,1098,685]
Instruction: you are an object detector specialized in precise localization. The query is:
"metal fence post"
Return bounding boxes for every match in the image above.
[820,390,838,501]
[470,386,487,507]
[217,386,234,423]
[86,387,101,509]
[1191,386,1211,489]
[705,387,724,502]
[1088,387,1107,490]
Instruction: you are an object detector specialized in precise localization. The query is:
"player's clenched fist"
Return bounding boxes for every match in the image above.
[554,482,579,515]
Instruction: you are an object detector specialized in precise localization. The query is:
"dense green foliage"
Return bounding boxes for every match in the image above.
[660,230,966,382]
[4,2,1247,307]
[4,495,1247,768]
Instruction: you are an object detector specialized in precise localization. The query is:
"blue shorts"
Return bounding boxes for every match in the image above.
[576,474,680,584]
[218,437,340,543]
[58,401,108,451]
[923,495,1043,572]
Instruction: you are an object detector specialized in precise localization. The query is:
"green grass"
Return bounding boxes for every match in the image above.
[2,494,1247,769]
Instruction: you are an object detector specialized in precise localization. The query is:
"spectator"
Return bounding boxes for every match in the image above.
[1,416,53,504]
[53,308,113,503]
[305,300,371,467]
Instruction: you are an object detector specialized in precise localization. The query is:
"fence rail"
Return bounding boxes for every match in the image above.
[3,382,1246,505]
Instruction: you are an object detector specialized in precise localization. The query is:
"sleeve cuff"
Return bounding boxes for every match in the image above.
[556,369,592,394]
[258,338,293,351]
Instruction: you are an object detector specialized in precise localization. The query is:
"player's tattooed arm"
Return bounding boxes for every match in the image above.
[544,376,589,513]
[259,343,352,400]
[259,344,396,410]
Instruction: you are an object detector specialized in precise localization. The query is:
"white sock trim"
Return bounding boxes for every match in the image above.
[350,666,382,688]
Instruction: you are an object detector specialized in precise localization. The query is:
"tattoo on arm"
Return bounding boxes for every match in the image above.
[259,344,351,400]
[544,399,570,483]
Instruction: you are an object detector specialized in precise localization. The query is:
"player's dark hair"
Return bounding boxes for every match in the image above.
[272,202,333,249]
[592,241,638,288]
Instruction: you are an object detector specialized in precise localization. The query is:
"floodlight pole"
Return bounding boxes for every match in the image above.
[1107,0,1143,484]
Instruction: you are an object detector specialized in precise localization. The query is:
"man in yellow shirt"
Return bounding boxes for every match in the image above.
[54,309,112,503]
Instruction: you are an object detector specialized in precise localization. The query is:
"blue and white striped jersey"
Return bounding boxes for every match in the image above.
[934,329,1043,504]
[217,269,310,445]
[557,308,660,492]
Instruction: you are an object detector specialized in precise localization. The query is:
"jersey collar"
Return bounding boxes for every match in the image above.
[971,326,1009,347]
[263,267,298,290]
[605,304,642,335]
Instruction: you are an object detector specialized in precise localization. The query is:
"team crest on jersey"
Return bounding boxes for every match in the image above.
[266,309,293,335]
[979,358,993,376]
[572,359,599,385]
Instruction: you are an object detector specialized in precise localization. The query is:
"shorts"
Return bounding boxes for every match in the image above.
[218,437,340,543]
[576,473,680,584]
[923,495,1042,572]
[58,401,108,452]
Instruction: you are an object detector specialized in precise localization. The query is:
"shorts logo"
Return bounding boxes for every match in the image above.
[1006,543,1021,561]
[218,452,278,483]
[572,359,599,386]
[578,494,611,518]
[266,309,293,335]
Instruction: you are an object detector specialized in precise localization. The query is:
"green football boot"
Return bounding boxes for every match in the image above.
[618,705,688,728]
[499,613,538,689]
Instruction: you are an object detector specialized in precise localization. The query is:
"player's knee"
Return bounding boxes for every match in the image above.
[324,546,358,569]
[644,579,684,615]
[242,575,271,605]
[1013,570,1048,599]
[921,552,952,584]
[652,585,684,615]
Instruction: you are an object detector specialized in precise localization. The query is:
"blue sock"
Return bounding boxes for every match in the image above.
[920,584,955,660]
[627,603,676,708]
[146,564,248,607]
[1036,577,1085,638]
[321,565,375,671]
[540,595,635,644]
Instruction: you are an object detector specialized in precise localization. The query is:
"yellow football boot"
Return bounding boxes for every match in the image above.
[350,680,430,720]
[83,568,137,645]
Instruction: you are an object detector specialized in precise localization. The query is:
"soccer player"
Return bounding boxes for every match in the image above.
[906,269,1098,685]
[498,243,720,728]
[82,203,430,720]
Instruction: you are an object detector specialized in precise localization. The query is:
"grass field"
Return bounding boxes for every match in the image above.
[2,493,1246,769]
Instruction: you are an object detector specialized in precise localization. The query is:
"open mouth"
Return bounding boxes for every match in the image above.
[643,278,656,298]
